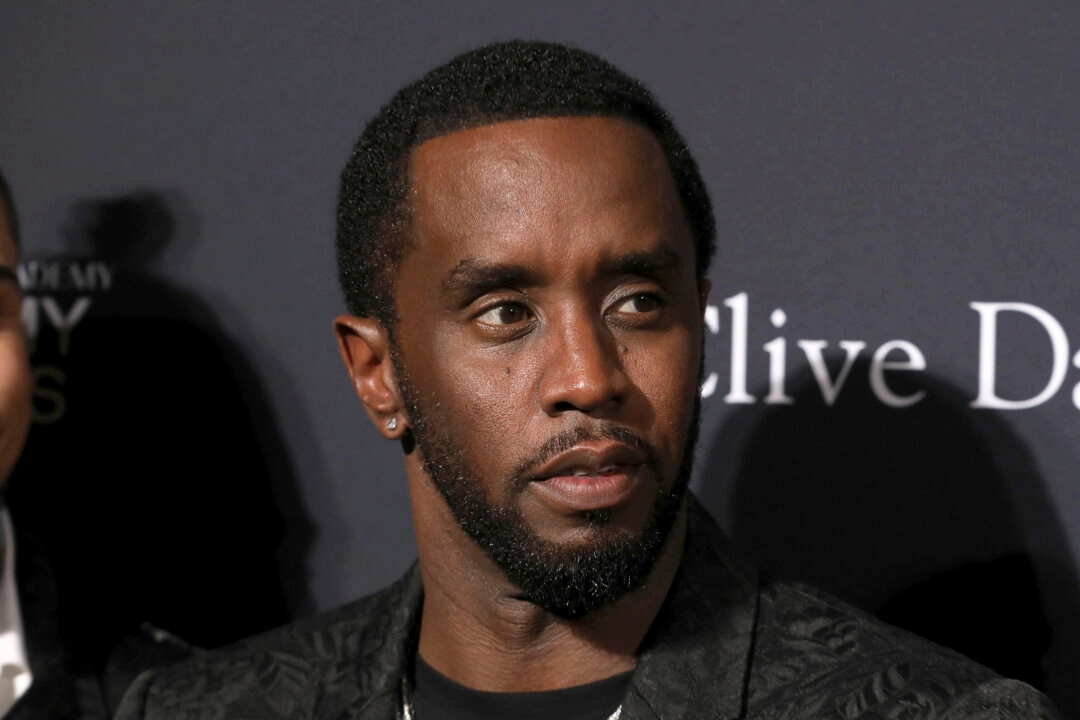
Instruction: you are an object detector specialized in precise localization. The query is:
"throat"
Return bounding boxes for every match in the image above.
[417,586,639,692]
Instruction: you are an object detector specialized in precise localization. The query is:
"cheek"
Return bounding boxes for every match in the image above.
[410,330,533,449]
[624,328,701,443]
[0,334,32,479]
[438,350,532,438]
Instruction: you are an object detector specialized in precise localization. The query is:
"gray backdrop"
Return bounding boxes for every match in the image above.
[3,1,1078,714]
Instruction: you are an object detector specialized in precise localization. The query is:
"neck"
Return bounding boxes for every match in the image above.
[409,466,687,693]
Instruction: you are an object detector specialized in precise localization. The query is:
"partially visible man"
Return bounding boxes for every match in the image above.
[0,166,114,718]
[0,168,38,718]
[118,42,1057,719]
[0,167,191,719]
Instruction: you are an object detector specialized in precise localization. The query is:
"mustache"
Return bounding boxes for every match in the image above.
[507,422,659,490]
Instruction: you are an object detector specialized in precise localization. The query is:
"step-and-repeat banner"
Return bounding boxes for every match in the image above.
[3,2,1077,713]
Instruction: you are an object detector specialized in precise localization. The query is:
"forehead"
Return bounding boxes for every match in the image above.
[404,116,686,265]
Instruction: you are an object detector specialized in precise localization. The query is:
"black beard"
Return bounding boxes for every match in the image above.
[393,351,700,619]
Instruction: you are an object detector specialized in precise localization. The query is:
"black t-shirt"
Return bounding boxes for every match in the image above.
[412,655,632,720]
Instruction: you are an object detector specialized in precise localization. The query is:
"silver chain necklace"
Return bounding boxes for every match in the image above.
[400,677,622,720]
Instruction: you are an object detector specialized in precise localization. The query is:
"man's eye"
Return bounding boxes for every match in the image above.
[476,303,530,326]
[615,293,661,314]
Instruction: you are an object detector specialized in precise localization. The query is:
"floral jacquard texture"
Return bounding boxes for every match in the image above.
[115,496,1059,720]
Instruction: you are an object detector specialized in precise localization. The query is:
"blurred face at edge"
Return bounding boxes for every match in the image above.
[0,203,32,491]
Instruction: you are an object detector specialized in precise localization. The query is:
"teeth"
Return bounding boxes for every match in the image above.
[570,465,617,477]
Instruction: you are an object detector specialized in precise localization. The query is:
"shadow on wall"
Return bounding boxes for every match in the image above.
[696,359,1080,715]
[7,191,314,671]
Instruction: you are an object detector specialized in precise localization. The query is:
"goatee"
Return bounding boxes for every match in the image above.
[394,351,700,619]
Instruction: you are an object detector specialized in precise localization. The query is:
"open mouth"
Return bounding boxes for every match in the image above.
[567,465,620,476]
[528,441,649,512]
[531,465,642,511]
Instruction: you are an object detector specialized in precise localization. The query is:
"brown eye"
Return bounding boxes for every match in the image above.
[615,293,661,314]
[477,303,529,326]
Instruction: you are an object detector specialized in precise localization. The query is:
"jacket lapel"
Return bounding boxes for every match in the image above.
[9,523,102,719]
[626,497,759,720]
[316,564,423,720]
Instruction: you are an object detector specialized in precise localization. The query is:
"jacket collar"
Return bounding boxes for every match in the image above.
[624,496,759,719]
[347,495,758,720]
[343,566,423,719]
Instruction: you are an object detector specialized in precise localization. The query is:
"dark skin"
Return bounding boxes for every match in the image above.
[336,117,709,692]
[0,204,31,491]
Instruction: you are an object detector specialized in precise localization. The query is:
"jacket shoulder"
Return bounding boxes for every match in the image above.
[115,568,420,720]
[750,579,1059,718]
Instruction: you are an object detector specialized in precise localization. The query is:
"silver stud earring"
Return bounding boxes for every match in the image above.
[386,417,398,431]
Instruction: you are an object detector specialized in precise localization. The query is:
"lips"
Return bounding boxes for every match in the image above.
[529,442,647,480]
[527,443,649,512]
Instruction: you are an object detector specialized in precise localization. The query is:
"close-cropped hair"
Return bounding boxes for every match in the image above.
[0,167,19,249]
[336,40,716,330]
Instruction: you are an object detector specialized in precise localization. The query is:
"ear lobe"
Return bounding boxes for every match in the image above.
[334,314,406,440]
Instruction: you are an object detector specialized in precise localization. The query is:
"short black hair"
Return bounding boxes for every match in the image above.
[0,166,19,249]
[336,40,716,329]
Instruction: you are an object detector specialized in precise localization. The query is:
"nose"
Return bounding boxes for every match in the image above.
[538,316,628,416]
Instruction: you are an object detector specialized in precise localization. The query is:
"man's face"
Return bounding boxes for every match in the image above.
[0,206,31,490]
[392,116,706,616]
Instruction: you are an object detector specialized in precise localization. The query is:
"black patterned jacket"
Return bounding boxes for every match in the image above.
[116,499,1057,719]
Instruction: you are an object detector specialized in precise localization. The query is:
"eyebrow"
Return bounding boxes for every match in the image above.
[442,259,538,298]
[442,246,683,300]
[598,248,681,279]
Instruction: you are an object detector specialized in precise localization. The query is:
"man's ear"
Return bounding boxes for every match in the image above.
[334,314,407,440]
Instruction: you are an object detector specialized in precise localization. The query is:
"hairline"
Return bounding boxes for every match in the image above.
[336,42,717,332]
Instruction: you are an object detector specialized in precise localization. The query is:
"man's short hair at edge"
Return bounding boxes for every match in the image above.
[335,40,717,331]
